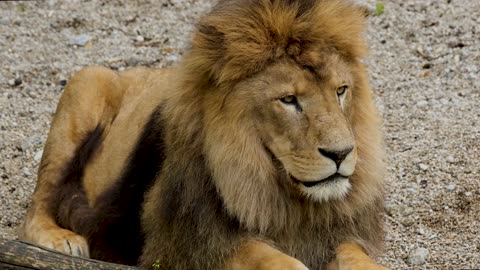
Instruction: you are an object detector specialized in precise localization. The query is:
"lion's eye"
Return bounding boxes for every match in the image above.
[280,95,297,104]
[336,85,348,96]
[279,95,302,111]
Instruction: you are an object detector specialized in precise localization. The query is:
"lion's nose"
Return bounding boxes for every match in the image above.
[318,147,353,167]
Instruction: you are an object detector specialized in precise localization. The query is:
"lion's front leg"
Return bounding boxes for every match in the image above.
[327,241,390,270]
[226,240,308,270]
[20,66,127,257]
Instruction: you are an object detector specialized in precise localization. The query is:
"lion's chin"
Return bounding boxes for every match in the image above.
[291,174,352,202]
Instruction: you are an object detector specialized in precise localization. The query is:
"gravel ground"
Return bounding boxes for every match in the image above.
[0,0,478,269]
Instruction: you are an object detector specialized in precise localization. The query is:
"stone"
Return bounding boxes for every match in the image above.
[401,217,415,227]
[69,34,92,46]
[417,100,428,107]
[407,247,429,265]
[126,56,141,67]
[34,149,43,162]
[446,183,456,191]
[446,155,455,163]
[16,139,31,152]
[420,179,428,188]
[419,163,429,171]
[22,168,32,177]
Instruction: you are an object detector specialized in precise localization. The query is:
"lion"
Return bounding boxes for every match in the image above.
[20,0,389,269]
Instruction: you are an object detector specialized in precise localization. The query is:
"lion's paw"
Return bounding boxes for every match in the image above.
[35,228,89,257]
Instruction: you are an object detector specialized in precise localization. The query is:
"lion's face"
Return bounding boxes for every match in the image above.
[233,57,357,202]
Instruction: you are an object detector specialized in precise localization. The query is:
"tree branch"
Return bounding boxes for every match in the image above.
[0,238,142,270]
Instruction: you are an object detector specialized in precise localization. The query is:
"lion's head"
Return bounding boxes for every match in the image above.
[167,0,384,232]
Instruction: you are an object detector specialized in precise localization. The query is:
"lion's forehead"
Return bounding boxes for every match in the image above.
[258,58,354,96]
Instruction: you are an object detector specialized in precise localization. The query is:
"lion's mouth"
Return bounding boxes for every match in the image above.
[291,173,347,187]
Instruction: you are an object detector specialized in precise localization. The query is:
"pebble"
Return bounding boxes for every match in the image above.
[22,168,31,177]
[8,78,22,87]
[69,34,92,46]
[0,18,8,25]
[446,183,456,191]
[401,217,415,227]
[420,179,428,188]
[136,35,144,42]
[34,149,43,162]
[446,155,455,163]
[416,100,428,107]
[418,163,429,171]
[407,247,429,265]
[16,139,31,152]
[385,204,400,216]
[126,56,141,67]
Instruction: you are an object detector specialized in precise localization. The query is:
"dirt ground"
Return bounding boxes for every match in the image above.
[0,0,479,269]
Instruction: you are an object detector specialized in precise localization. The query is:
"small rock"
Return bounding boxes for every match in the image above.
[416,100,428,107]
[407,247,429,265]
[34,150,43,162]
[70,34,92,46]
[446,155,455,163]
[446,183,456,191]
[401,207,414,216]
[465,191,472,197]
[440,98,450,105]
[23,168,32,177]
[422,63,432,69]
[401,217,415,227]
[135,35,144,42]
[419,163,428,171]
[0,18,9,25]
[385,234,393,241]
[420,179,428,188]
[47,0,57,7]
[16,139,31,152]
[384,204,400,216]
[14,78,22,86]
[126,56,141,67]
[7,78,21,87]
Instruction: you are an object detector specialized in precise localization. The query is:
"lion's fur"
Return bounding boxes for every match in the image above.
[21,0,386,269]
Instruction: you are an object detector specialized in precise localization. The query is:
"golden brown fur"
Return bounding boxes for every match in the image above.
[21,0,389,269]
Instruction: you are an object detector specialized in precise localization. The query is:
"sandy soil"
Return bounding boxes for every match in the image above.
[0,0,478,269]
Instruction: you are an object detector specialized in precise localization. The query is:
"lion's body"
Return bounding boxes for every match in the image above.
[21,0,389,269]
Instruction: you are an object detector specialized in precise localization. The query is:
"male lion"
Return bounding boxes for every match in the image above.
[20,0,389,269]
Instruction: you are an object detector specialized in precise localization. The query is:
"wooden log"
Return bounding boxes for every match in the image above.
[0,238,143,270]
